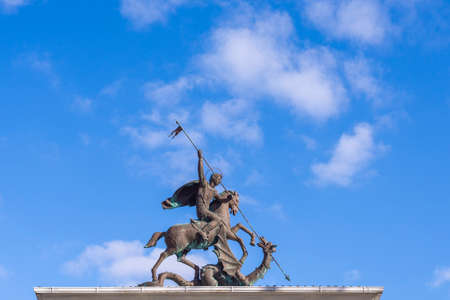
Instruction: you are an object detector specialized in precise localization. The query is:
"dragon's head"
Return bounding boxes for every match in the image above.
[257,237,277,254]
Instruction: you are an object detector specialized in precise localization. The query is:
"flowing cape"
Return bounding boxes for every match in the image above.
[161,180,199,209]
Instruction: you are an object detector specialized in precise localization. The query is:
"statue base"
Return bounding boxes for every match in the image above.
[34,286,383,300]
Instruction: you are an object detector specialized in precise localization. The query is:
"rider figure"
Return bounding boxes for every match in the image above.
[195,149,232,243]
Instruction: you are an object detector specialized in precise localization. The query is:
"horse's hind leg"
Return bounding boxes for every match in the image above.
[145,232,164,248]
[152,248,174,281]
[179,253,200,283]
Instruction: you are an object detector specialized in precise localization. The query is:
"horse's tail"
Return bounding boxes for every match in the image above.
[144,232,165,248]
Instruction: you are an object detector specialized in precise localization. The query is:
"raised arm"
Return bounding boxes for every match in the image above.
[197,149,207,186]
[214,190,232,202]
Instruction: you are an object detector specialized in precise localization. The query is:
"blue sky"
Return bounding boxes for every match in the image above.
[1,0,450,299]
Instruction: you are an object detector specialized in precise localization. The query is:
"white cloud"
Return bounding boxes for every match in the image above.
[162,148,198,185]
[239,194,259,206]
[142,110,162,124]
[72,97,93,113]
[344,58,380,101]
[210,154,232,176]
[269,203,287,220]
[201,99,262,144]
[1,0,27,13]
[122,111,206,187]
[122,112,203,151]
[431,267,450,287]
[143,77,196,106]
[120,0,188,29]
[21,53,59,87]
[301,135,317,150]
[63,240,209,285]
[0,265,7,278]
[27,54,52,73]
[311,123,384,186]
[100,79,124,97]
[303,0,391,45]
[239,196,285,220]
[375,110,409,130]
[244,170,264,186]
[200,10,348,121]
[344,269,361,281]
[122,126,168,150]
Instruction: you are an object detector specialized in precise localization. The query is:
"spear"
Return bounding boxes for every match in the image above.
[170,120,291,282]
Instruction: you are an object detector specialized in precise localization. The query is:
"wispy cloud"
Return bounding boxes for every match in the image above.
[121,4,392,190]
[239,195,287,220]
[301,135,317,150]
[72,97,93,113]
[210,154,233,177]
[100,79,124,97]
[126,149,197,187]
[63,240,209,285]
[303,0,391,45]
[244,170,264,186]
[121,127,168,150]
[120,0,189,29]
[311,123,386,186]
[143,77,198,106]
[199,8,348,121]
[1,0,28,13]
[268,203,287,221]
[344,269,361,281]
[201,98,262,145]
[122,111,206,187]
[19,53,59,87]
[431,267,450,287]
[239,194,260,206]
[344,57,381,101]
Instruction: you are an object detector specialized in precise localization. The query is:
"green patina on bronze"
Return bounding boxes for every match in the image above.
[161,180,198,210]
[175,237,216,261]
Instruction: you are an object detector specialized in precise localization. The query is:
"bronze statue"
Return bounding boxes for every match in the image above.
[140,237,276,286]
[140,121,288,286]
[144,187,254,283]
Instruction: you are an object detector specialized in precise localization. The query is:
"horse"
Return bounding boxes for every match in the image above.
[144,191,256,282]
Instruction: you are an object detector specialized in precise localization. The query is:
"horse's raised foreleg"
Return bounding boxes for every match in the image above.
[179,253,200,282]
[227,231,248,264]
[231,223,256,246]
[152,248,174,281]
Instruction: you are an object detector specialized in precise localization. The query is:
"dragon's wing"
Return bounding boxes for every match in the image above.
[213,232,242,278]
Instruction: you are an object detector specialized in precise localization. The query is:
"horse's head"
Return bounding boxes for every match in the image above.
[228,191,240,216]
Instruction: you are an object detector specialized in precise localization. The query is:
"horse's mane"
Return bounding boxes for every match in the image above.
[209,191,230,212]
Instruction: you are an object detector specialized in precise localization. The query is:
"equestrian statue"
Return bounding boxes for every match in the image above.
[140,122,288,286]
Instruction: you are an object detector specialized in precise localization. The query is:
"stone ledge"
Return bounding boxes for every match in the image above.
[35,286,384,300]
